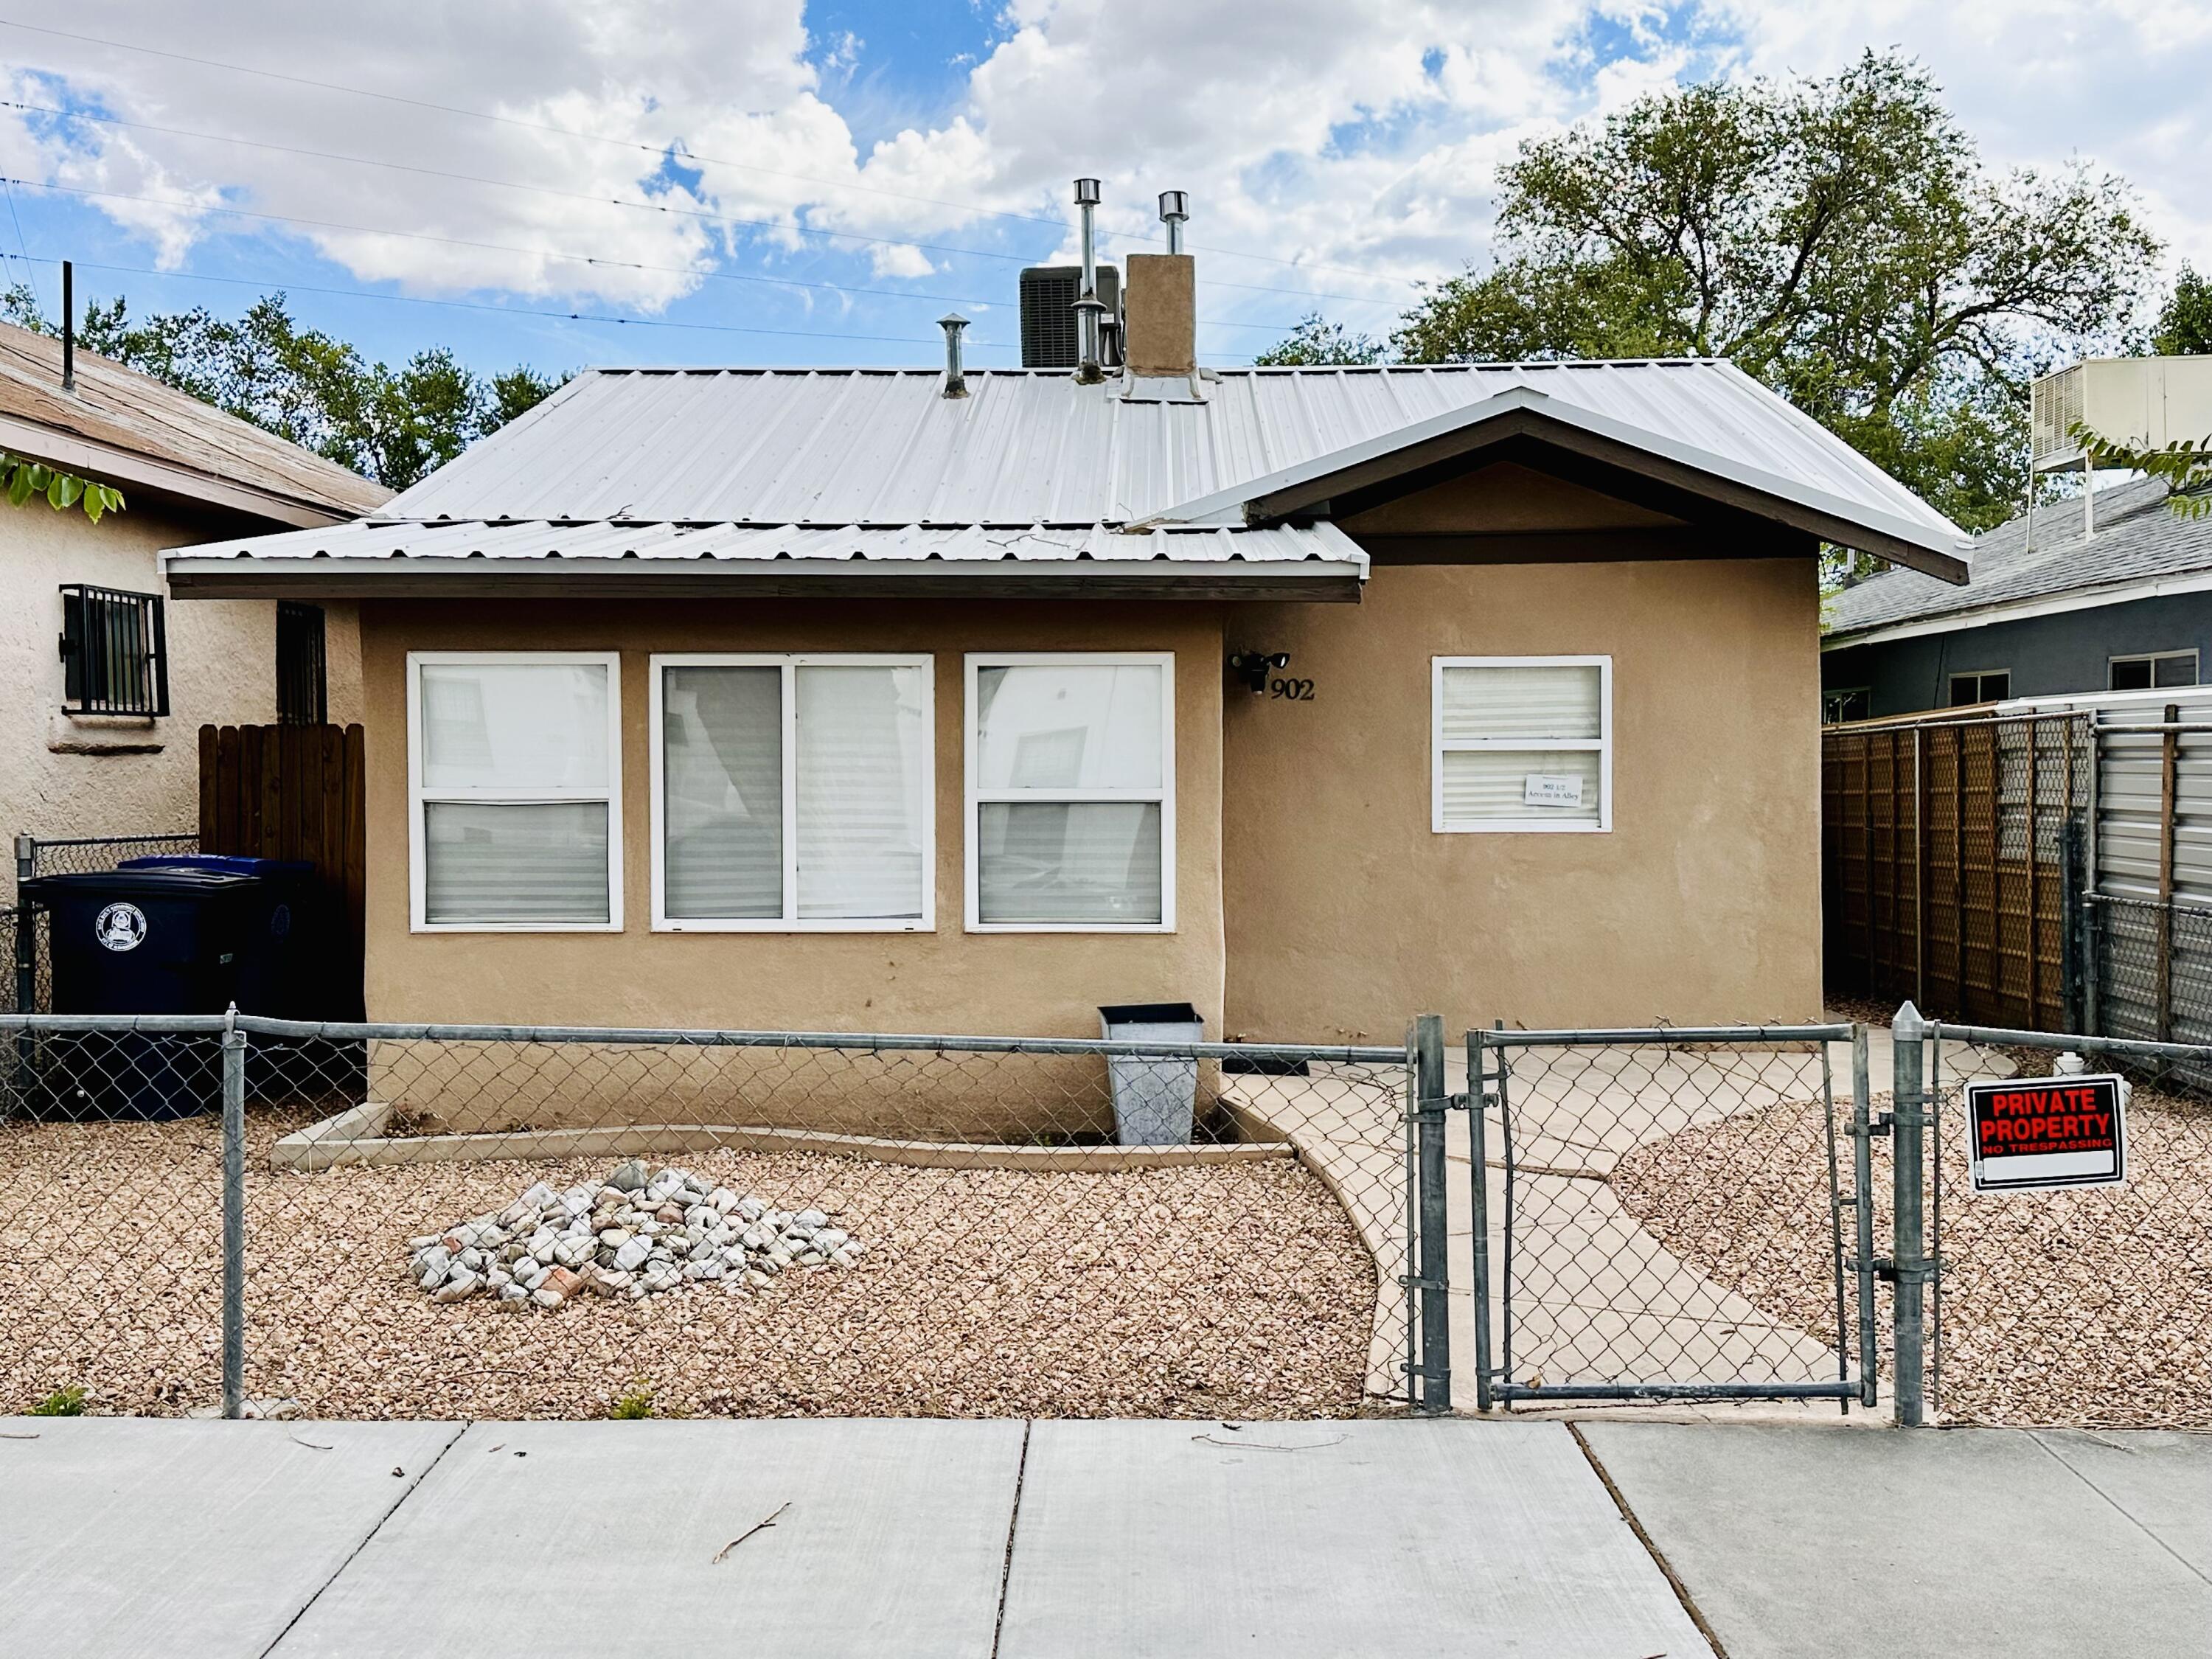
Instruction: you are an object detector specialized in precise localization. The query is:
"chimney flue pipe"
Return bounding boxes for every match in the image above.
[939,312,970,397]
[1157,191,1189,254]
[61,260,74,394]
[1073,177,1105,383]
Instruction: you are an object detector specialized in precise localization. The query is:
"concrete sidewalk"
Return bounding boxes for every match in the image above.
[2,1416,2204,1659]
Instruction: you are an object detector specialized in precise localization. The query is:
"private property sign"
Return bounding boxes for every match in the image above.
[1964,1075,2129,1194]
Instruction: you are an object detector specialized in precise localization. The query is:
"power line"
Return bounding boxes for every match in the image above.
[0,15,1411,290]
[1,97,1397,308]
[0,176,1335,334]
[2,253,1290,364]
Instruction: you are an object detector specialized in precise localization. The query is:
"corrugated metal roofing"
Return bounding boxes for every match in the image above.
[1826,477,2209,639]
[163,515,1362,569]
[0,320,389,522]
[377,361,1966,552]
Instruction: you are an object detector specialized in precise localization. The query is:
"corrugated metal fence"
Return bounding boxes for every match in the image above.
[1825,697,2212,1086]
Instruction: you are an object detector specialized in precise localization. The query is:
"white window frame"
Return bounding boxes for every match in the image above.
[1948,669,2011,706]
[648,653,936,933]
[406,650,625,933]
[964,651,1176,933]
[2108,649,2199,691]
[1431,655,1613,835]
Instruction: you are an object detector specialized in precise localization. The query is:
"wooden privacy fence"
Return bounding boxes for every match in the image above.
[198,723,366,1018]
[1822,713,2090,1029]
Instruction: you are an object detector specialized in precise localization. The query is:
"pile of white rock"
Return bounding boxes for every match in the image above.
[407,1159,864,1309]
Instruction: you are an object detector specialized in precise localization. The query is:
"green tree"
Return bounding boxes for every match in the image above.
[1394,53,2161,539]
[1253,313,1387,366]
[3,284,569,490]
[2152,266,2212,355]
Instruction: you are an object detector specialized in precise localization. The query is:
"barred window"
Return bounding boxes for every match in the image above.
[276,602,327,725]
[58,584,169,717]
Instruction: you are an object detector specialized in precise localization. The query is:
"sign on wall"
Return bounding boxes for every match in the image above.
[1964,1075,2129,1194]
[1522,774,1585,808]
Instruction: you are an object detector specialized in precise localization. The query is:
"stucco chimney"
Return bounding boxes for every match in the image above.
[1122,254,1196,378]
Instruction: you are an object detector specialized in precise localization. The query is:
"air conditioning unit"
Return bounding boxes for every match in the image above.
[1019,264,1121,369]
[2031,355,2212,469]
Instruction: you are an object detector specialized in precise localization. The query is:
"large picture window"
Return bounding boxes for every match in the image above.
[1432,656,1612,833]
[966,653,1173,931]
[408,653,622,930]
[650,655,933,931]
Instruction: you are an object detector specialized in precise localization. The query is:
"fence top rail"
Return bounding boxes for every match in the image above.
[1475,1023,1854,1048]
[20,832,197,849]
[1929,1021,2212,1065]
[2087,891,2212,917]
[0,1013,234,1034]
[223,1013,1411,1065]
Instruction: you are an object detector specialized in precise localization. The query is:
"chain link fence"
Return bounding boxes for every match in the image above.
[1467,1025,1871,1410]
[0,1013,1416,1422]
[1921,1022,2212,1430]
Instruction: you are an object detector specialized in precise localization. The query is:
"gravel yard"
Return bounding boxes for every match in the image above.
[0,1111,1374,1421]
[1613,1088,2212,1428]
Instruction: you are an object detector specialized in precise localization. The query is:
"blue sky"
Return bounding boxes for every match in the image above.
[0,1,2205,384]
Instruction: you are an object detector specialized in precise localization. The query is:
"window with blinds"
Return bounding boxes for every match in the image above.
[966,654,1173,930]
[408,653,622,928]
[650,655,933,931]
[1432,657,1611,833]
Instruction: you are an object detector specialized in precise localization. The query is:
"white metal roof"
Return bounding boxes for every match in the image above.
[163,358,1972,590]
[377,361,1966,543]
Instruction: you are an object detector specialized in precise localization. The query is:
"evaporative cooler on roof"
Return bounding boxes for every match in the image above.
[1019,265,1120,368]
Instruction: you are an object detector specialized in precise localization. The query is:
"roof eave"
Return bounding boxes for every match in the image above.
[0,411,375,529]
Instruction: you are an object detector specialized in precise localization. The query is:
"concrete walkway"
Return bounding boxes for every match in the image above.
[2,1416,2202,1658]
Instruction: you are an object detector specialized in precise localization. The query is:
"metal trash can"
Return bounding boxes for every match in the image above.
[18,867,265,1119]
[1099,1001,1205,1146]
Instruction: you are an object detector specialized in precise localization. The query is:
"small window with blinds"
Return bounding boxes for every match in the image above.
[966,653,1174,931]
[1432,656,1611,833]
[650,655,934,931]
[408,653,623,930]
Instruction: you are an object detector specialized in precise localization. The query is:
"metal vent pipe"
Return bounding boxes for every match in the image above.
[1157,190,1189,254]
[1073,177,1105,383]
[938,312,970,398]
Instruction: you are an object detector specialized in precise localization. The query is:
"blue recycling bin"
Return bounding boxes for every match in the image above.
[19,866,265,1119]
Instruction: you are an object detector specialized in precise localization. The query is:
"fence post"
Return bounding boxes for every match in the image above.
[1413,1014,1451,1413]
[1466,1029,1494,1412]
[1890,1001,1929,1428]
[1850,1024,1879,1410]
[221,1006,246,1421]
[12,836,32,1016]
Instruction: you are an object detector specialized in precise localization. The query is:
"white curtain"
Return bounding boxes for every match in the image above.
[795,664,928,920]
[1439,663,1601,742]
[423,801,610,923]
[1439,750,1601,825]
[977,802,1162,925]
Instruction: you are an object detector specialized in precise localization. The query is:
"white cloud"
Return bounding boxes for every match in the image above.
[1,0,2202,341]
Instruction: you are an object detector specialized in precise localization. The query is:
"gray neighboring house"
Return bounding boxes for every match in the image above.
[1822,476,2212,720]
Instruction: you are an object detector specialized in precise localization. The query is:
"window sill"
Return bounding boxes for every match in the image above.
[965,922,1178,935]
[653,919,934,934]
[49,709,162,755]
[409,921,625,934]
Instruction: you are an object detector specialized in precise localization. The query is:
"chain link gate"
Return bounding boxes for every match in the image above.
[1463,1023,1879,1411]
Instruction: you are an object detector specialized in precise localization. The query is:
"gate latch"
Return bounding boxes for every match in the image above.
[1447,1092,1472,1112]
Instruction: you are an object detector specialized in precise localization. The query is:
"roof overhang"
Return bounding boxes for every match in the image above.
[1823,566,2212,650]
[0,411,362,529]
[1138,384,1974,584]
[161,518,1370,602]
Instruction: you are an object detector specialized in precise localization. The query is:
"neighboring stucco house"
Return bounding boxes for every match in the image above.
[162,254,1972,1046]
[1823,476,2211,720]
[1,319,389,894]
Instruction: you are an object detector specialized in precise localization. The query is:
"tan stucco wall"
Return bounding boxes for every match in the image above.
[1220,557,1825,1042]
[357,600,1227,1057]
[1,498,362,895]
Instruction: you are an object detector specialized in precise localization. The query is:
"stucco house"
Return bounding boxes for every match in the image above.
[1823,476,2211,720]
[161,252,1972,1046]
[0,316,388,895]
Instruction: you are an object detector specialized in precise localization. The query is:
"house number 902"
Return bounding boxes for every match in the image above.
[1269,678,1315,700]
